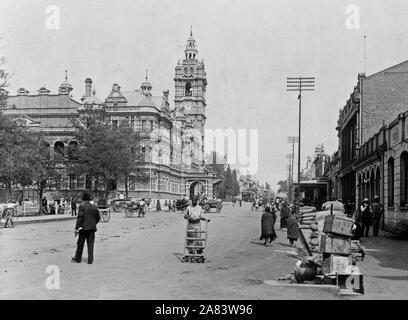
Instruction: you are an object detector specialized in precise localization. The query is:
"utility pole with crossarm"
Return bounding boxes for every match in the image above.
[286,77,315,211]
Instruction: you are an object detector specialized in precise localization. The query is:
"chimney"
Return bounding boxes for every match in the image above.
[85,78,93,97]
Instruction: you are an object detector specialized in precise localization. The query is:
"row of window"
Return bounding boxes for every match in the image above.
[387,152,408,207]
[128,177,183,193]
[111,118,154,131]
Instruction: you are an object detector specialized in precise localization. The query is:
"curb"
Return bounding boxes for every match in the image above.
[15,216,76,225]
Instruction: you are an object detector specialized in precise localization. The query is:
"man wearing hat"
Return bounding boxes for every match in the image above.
[72,192,100,264]
[371,195,383,237]
[360,198,372,238]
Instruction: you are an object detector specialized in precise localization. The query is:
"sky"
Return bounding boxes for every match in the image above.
[2,0,408,190]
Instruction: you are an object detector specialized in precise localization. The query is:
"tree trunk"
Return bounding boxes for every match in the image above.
[39,187,44,214]
[125,177,129,198]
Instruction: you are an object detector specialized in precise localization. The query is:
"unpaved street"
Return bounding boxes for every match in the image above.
[1,203,408,299]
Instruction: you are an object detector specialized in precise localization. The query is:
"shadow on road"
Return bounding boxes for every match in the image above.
[362,235,408,272]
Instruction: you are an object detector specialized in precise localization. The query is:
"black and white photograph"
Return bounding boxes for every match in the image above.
[1,0,408,305]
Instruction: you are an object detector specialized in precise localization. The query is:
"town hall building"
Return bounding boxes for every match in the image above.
[1,31,222,205]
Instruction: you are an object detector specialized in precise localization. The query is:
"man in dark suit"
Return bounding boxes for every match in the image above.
[72,192,100,264]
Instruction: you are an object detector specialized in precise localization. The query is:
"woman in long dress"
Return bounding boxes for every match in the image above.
[280,202,290,229]
[286,211,300,247]
[259,206,277,246]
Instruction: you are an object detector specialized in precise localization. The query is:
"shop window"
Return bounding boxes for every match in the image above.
[388,158,394,207]
[401,152,408,206]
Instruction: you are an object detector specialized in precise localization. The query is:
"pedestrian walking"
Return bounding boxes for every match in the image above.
[286,210,300,247]
[72,192,100,264]
[360,198,372,237]
[71,197,77,216]
[259,205,277,246]
[41,197,48,215]
[371,196,383,237]
[280,201,290,230]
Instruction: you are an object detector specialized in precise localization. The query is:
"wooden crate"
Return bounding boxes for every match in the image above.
[323,215,354,237]
[320,234,351,255]
[322,253,352,275]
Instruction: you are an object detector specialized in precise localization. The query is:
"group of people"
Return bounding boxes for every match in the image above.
[41,196,78,216]
[259,200,299,247]
[354,196,383,238]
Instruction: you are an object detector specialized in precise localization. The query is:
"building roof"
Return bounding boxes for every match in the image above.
[5,94,81,110]
[121,90,162,108]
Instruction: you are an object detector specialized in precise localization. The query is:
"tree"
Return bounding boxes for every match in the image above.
[231,169,240,197]
[0,36,10,109]
[277,180,289,194]
[68,107,147,200]
[224,165,233,199]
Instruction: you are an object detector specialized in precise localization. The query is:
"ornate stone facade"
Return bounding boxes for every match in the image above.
[1,32,222,204]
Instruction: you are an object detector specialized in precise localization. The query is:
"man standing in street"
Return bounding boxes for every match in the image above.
[360,198,372,238]
[371,196,383,237]
[72,192,100,264]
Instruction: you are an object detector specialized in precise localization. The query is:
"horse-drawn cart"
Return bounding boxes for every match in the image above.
[200,199,222,213]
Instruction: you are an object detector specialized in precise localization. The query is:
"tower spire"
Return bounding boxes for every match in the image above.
[65,69,68,81]
[146,68,148,81]
[190,25,193,37]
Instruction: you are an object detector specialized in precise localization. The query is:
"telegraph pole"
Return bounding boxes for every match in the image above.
[287,77,315,211]
[287,136,299,204]
[286,154,292,202]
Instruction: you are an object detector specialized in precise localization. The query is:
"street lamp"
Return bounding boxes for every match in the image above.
[287,77,315,211]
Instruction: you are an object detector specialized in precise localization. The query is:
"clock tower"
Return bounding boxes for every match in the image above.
[174,28,207,164]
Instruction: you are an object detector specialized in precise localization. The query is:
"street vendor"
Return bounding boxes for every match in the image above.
[183,196,210,254]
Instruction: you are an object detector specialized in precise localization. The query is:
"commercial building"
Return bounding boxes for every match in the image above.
[336,60,408,212]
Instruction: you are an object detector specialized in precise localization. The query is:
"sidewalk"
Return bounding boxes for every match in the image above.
[6,214,76,225]
[353,230,408,299]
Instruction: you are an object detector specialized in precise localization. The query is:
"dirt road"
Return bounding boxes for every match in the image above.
[1,203,407,299]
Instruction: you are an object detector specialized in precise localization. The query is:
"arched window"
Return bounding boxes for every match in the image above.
[54,141,65,161]
[190,67,194,75]
[184,67,188,75]
[388,157,395,207]
[370,168,375,202]
[376,166,381,200]
[401,152,408,206]
[185,82,192,96]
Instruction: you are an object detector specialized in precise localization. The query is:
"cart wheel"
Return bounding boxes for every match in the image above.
[204,204,210,213]
[125,208,134,218]
[113,204,121,212]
